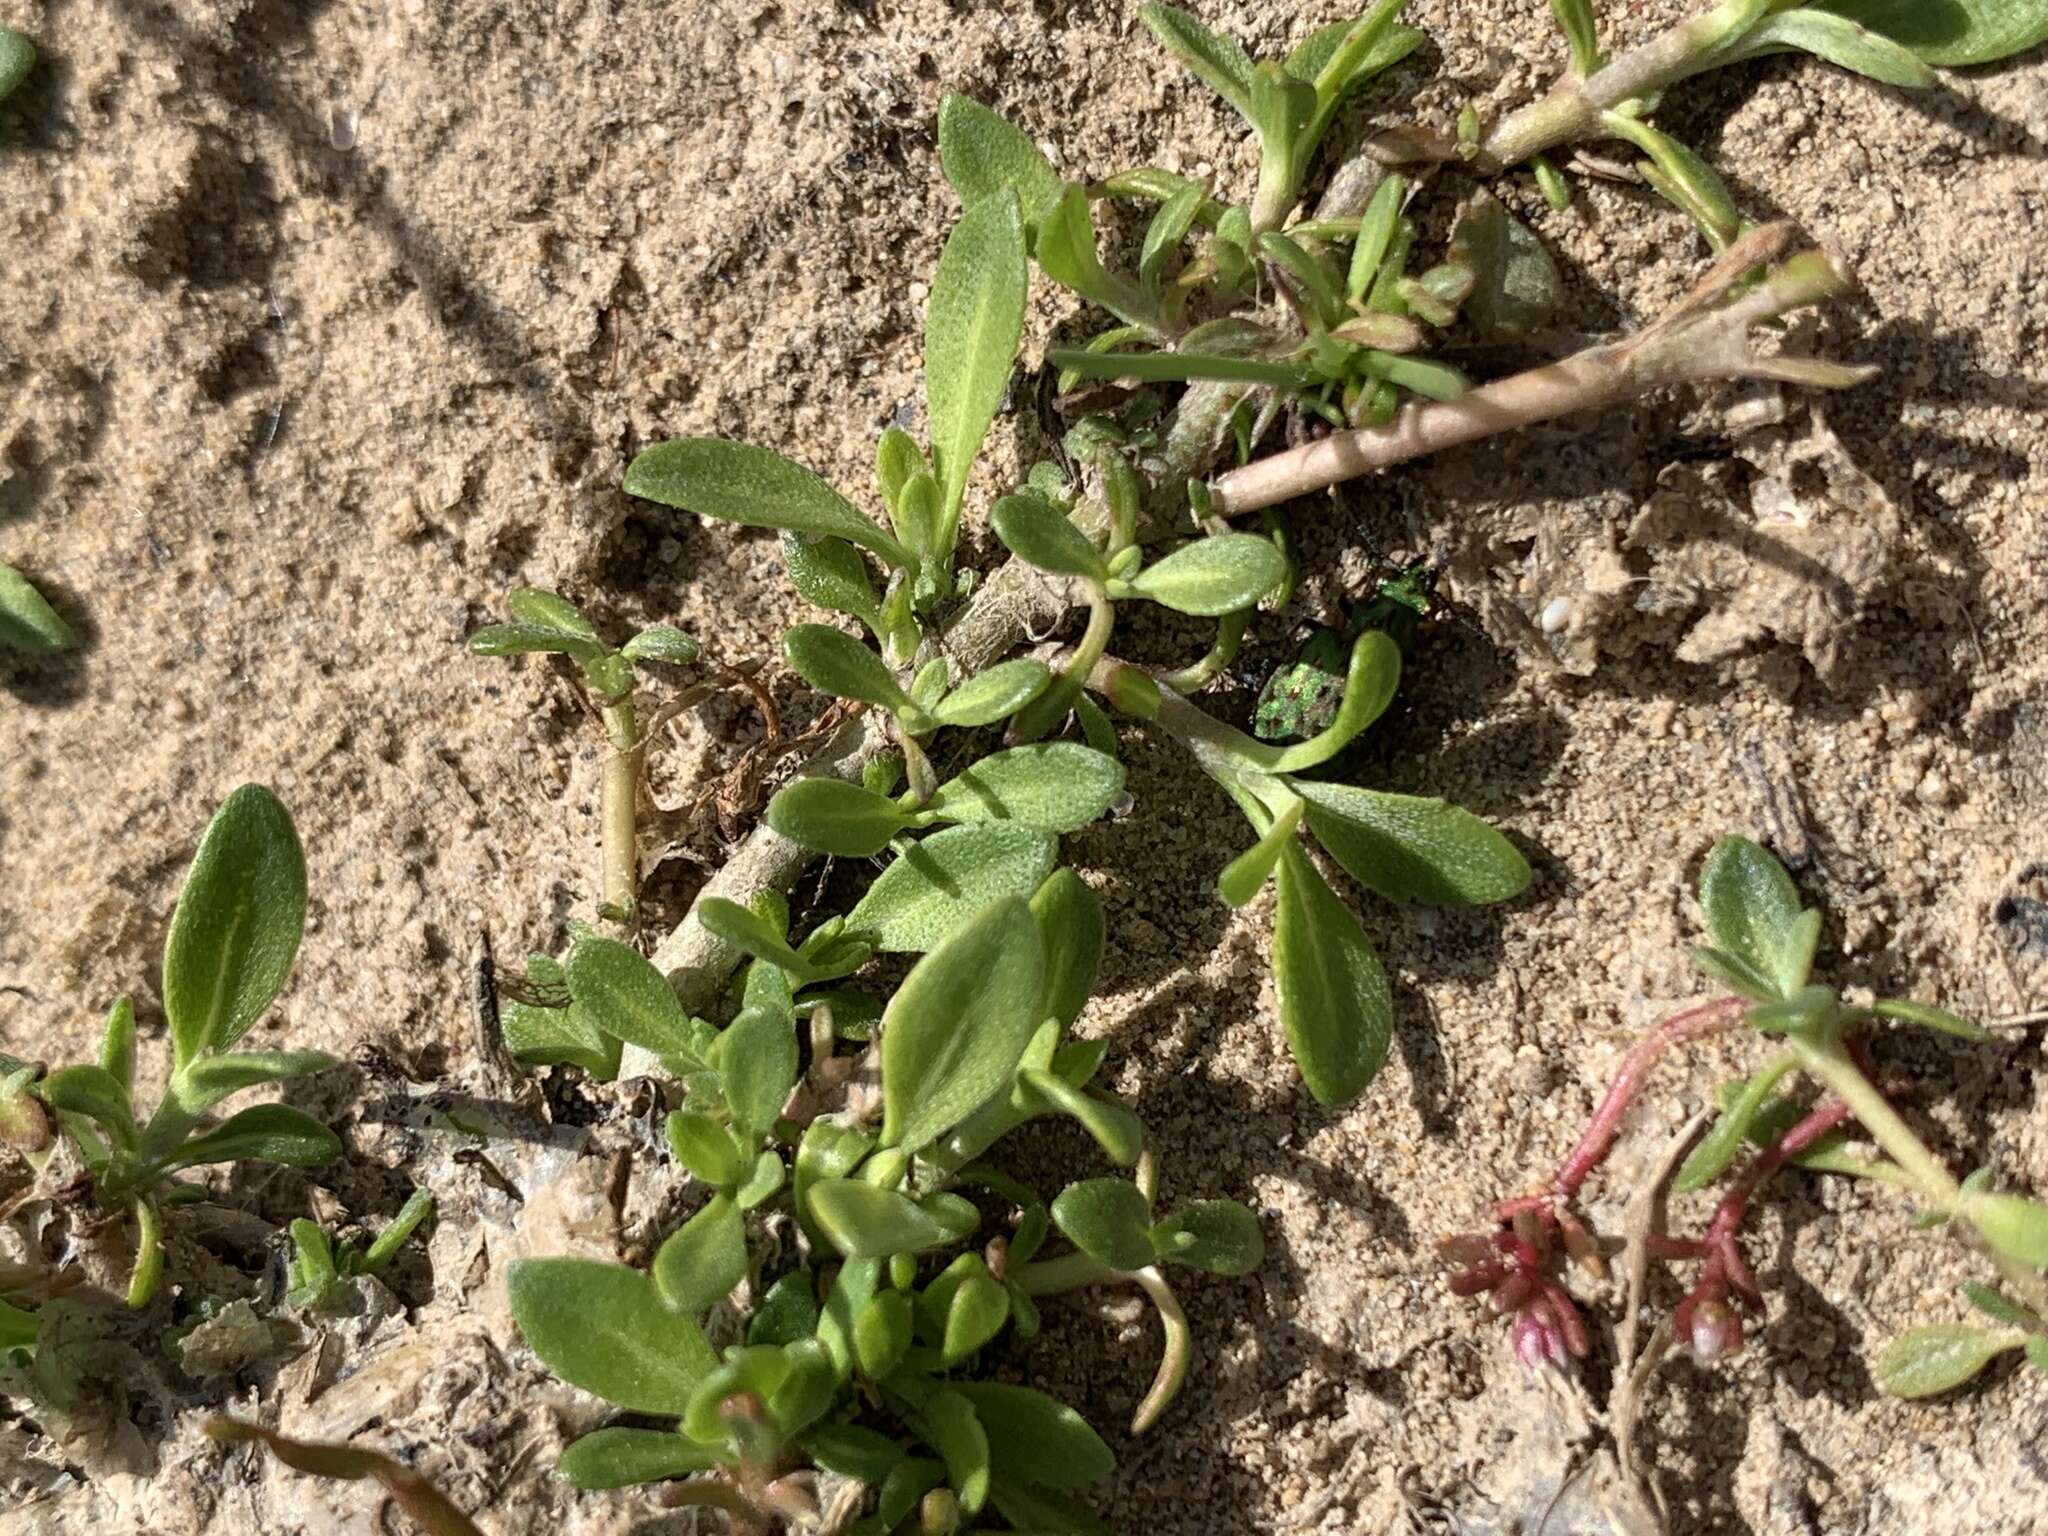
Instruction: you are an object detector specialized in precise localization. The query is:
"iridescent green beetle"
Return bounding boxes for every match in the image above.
[1253,563,1435,743]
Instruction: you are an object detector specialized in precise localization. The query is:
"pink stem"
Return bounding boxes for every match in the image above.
[1544,997,1750,1203]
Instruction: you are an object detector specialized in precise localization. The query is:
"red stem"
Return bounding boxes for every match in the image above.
[1541,996,1749,1204]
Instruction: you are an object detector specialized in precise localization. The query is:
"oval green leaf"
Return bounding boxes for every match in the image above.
[925,744,1124,834]
[881,895,1045,1152]
[782,624,909,709]
[929,658,1053,729]
[1272,840,1391,1104]
[1876,1322,2020,1398]
[846,822,1057,954]
[653,1194,748,1315]
[952,1382,1114,1491]
[766,777,911,858]
[1150,1200,1265,1275]
[1294,782,1530,906]
[558,1427,719,1490]
[1698,836,1813,999]
[928,190,1029,530]
[161,1103,340,1170]
[506,1258,715,1415]
[1123,534,1286,616]
[807,1179,981,1258]
[989,494,1108,584]
[624,438,910,567]
[1050,1178,1155,1272]
[162,785,307,1067]
[0,563,72,653]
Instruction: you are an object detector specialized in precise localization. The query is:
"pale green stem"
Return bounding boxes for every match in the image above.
[1479,0,1777,170]
[1010,1250,1191,1432]
[598,697,642,928]
[1791,1033,2048,1320]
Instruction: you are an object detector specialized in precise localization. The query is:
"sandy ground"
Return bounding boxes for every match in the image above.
[2,0,2046,1532]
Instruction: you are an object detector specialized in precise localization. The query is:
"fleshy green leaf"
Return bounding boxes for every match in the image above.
[1675,1055,1800,1193]
[100,997,137,1095]
[1547,0,1601,72]
[1962,1281,2034,1328]
[1873,997,1989,1041]
[502,955,621,1078]
[783,532,885,632]
[1019,1068,1144,1165]
[937,94,1064,233]
[925,744,1125,834]
[1139,181,1209,293]
[1051,1178,1155,1271]
[1962,1192,2048,1269]
[0,564,72,653]
[1820,0,2048,66]
[1150,1200,1265,1274]
[929,658,1053,729]
[1735,8,1935,85]
[1034,186,1160,332]
[505,588,598,638]
[621,625,700,666]
[927,190,1029,537]
[1346,173,1407,304]
[466,622,605,662]
[565,934,708,1067]
[700,897,860,985]
[558,1428,719,1490]
[1265,630,1402,774]
[624,438,910,567]
[1294,782,1529,906]
[783,624,909,709]
[1697,837,1814,1000]
[161,1103,340,1170]
[990,494,1109,584]
[1030,868,1105,1031]
[881,895,1045,1151]
[917,1388,992,1513]
[162,785,307,1067]
[766,777,911,858]
[1272,840,1391,1104]
[1217,799,1304,908]
[1141,3,1256,117]
[716,1003,798,1141]
[0,28,35,107]
[653,1194,748,1315]
[846,823,1057,953]
[807,1180,980,1257]
[177,1050,338,1113]
[749,1273,823,1347]
[941,1274,1011,1364]
[1121,534,1286,616]
[41,1065,136,1150]
[507,1258,716,1415]
[952,1383,1114,1491]
[855,1289,915,1378]
[1876,1323,2022,1398]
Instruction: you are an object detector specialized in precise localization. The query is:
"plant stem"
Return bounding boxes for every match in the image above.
[1541,996,1748,1204]
[598,697,642,928]
[642,381,1248,1021]
[1208,228,1865,516]
[1791,1033,2048,1319]
[1010,1252,1190,1433]
[1477,0,1773,170]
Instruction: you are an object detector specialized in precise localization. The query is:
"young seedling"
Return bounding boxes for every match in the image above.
[1440,836,2048,1396]
[286,1189,435,1312]
[506,873,1262,1529]
[469,588,699,927]
[7,787,340,1309]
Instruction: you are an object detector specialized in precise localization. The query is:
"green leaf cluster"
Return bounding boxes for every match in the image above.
[507,870,1258,1525]
[30,788,339,1309]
